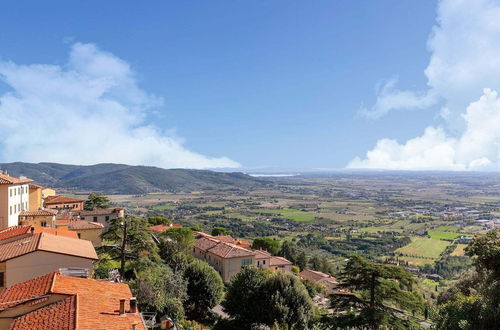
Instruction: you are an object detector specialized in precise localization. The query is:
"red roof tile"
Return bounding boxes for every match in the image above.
[0,174,33,185]
[269,256,293,266]
[208,242,256,259]
[9,295,76,330]
[44,196,84,205]
[67,221,104,230]
[19,209,57,216]
[0,272,56,309]
[0,226,31,241]
[0,233,98,262]
[215,235,236,243]
[0,272,145,329]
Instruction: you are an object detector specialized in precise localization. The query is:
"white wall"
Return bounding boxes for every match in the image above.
[1,184,30,228]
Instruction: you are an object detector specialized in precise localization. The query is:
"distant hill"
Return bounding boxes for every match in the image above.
[0,162,266,194]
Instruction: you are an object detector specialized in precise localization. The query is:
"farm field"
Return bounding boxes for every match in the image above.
[396,237,451,259]
[427,231,463,241]
[450,244,468,256]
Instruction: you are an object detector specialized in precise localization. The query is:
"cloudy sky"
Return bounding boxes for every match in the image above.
[1,0,500,171]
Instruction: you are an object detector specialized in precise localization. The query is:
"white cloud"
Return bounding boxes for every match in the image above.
[360,78,437,119]
[0,43,240,169]
[362,0,500,120]
[351,0,500,171]
[348,89,500,171]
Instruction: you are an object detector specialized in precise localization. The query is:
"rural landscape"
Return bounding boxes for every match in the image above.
[2,162,498,329]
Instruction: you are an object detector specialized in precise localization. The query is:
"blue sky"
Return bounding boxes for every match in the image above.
[2,1,500,170]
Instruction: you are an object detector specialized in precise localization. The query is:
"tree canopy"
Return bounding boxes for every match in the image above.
[327,255,424,329]
[84,193,110,210]
[252,237,281,255]
[183,259,224,321]
[223,267,313,329]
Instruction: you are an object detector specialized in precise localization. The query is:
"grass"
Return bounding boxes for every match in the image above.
[396,237,451,259]
[450,244,468,256]
[436,225,459,232]
[153,204,175,210]
[427,231,463,241]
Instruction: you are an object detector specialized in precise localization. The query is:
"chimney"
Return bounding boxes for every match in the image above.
[119,299,126,316]
[130,297,137,313]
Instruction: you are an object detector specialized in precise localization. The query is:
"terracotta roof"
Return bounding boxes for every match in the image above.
[298,269,338,284]
[235,240,251,249]
[0,226,31,241]
[28,184,44,189]
[9,295,76,330]
[0,233,98,262]
[67,221,104,230]
[52,274,145,329]
[208,242,256,259]
[44,196,84,205]
[0,272,56,309]
[269,256,293,266]
[19,209,57,216]
[0,272,145,329]
[195,232,256,259]
[0,174,33,185]
[194,236,220,252]
[32,227,79,239]
[253,249,272,259]
[215,235,236,244]
[148,223,182,233]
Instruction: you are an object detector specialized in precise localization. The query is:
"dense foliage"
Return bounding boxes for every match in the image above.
[84,193,110,210]
[222,267,314,329]
[325,256,425,329]
[434,229,499,329]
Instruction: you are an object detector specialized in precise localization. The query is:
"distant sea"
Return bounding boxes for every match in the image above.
[248,173,299,177]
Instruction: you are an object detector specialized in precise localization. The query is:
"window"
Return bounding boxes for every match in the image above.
[0,272,4,288]
[105,216,110,221]
[41,221,47,227]
[93,217,98,222]
[241,259,252,267]
[77,233,81,239]
[9,189,12,197]
[9,206,12,215]
[81,216,85,220]
[263,260,266,265]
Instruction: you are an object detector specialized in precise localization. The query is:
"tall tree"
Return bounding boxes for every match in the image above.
[183,259,224,321]
[328,255,424,329]
[100,216,158,278]
[223,268,314,329]
[84,193,110,210]
[222,267,268,326]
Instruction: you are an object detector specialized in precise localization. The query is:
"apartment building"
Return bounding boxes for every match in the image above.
[72,207,125,231]
[193,232,293,282]
[44,195,85,211]
[0,173,32,229]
